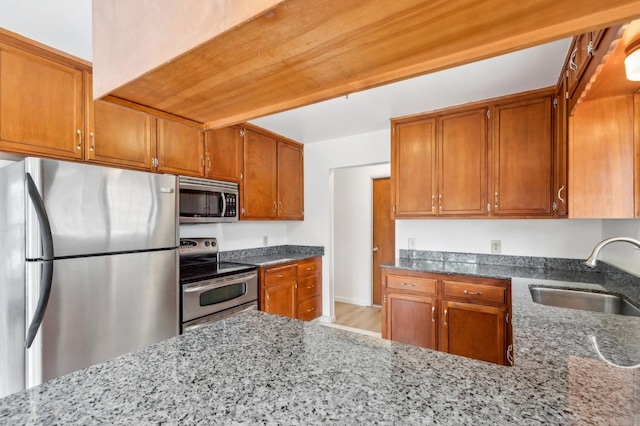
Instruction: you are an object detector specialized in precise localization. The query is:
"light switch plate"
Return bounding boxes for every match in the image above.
[263,236,269,246]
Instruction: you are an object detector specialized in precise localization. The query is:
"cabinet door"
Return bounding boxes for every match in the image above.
[554,78,569,217]
[392,118,437,217]
[384,292,437,350]
[492,96,553,216]
[277,141,304,220]
[438,108,488,216]
[264,283,296,318]
[569,96,635,218]
[242,128,277,219]
[0,46,84,160]
[156,119,205,176]
[89,100,155,170]
[205,126,243,182]
[440,300,506,365]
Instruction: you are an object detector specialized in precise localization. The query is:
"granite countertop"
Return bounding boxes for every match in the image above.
[221,244,325,267]
[1,258,639,424]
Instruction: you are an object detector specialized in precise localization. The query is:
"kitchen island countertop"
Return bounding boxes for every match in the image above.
[1,263,639,424]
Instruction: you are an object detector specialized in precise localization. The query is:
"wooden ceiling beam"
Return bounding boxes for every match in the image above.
[104,0,640,129]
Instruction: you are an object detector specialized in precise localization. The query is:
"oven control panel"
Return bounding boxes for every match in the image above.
[179,238,218,257]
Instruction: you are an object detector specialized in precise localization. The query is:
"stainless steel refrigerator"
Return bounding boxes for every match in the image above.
[0,157,179,398]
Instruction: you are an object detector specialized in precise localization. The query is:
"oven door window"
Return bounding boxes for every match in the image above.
[200,282,246,306]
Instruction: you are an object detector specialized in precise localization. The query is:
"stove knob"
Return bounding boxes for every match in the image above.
[204,241,210,247]
[211,240,217,246]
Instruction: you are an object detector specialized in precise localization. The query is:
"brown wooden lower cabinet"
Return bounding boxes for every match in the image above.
[381,268,513,366]
[259,256,322,321]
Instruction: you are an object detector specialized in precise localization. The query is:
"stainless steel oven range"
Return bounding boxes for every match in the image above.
[179,238,258,333]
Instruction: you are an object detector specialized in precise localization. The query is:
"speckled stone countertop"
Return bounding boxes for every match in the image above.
[221,244,324,266]
[1,253,639,424]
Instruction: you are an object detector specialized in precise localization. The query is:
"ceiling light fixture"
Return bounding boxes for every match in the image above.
[624,39,640,80]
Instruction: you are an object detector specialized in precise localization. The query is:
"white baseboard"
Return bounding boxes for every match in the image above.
[334,296,371,306]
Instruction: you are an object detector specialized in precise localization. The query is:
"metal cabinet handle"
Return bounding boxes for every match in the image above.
[431,195,435,210]
[89,132,95,152]
[494,192,499,208]
[569,47,578,72]
[306,266,314,271]
[200,157,205,170]
[306,284,314,289]
[402,282,416,287]
[207,156,212,171]
[439,194,442,209]
[431,306,435,322]
[558,185,565,204]
[306,307,315,313]
[76,129,82,150]
[273,201,277,212]
[463,290,483,296]
[444,308,448,326]
[279,202,283,212]
[276,274,284,278]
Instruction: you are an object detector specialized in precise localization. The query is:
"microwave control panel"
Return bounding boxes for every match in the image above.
[224,194,237,217]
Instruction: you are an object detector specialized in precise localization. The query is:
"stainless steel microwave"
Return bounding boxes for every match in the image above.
[178,176,239,223]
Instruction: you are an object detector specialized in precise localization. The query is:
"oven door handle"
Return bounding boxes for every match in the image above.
[183,273,257,293]
[220,192,227,218]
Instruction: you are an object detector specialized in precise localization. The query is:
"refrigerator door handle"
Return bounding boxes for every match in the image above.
[25,173,55,349]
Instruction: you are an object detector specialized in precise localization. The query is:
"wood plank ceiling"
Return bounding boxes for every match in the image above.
[106,0,640,129]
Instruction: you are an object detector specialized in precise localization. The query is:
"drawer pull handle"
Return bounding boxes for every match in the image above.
[306,307,315,313]
[276,274,283,278]
[307,284,314,289]
[463,290,483,296]
[402,282,416,287]
[444,308,448,325]
[431,306,435,322]
[306,267,314,271]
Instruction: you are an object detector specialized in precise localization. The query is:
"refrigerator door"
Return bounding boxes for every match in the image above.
[0,160,27,398]
[26,249,178,388]
[24,158,178,259]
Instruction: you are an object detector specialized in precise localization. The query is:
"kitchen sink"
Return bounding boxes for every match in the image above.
[529,287,640,317]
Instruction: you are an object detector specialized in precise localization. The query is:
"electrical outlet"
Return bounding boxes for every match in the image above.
[408,238,416,249]
[263,236,269,246]
[491,240,501,254]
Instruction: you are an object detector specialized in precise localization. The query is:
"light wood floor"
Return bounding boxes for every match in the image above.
[334,302,381,334]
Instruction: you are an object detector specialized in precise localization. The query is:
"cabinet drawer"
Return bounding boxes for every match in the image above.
[386,275,437,294]
[264,264,297,287]
[442,280,506,304]
[298,295,321,321]
[298,275,320,299]
[297,257,321,279]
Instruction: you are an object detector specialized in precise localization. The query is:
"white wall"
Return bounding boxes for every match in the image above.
[396,219,603,259]
[0,0,92,60]
[333,163,390,306]
[179,221,290,251]
[287,129,391,320]
[601,220,640,276]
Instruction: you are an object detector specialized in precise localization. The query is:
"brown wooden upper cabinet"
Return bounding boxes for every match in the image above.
[392,107,488,218]
[205,126,243,182]
[156,118,205,175]
[0,39,87,160]
[89,99,155,170]
[241,125,304,220]
[491,95,554,217]
[391,89,554,219]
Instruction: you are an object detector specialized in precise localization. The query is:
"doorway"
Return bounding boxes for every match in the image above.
[331,164,390,335]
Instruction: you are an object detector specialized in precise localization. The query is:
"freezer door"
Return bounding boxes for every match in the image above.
[25,249,178,388]
[24,158,178,259]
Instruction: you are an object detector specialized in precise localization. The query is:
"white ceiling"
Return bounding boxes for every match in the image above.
[0,0,571,145]
[250,38,572,143]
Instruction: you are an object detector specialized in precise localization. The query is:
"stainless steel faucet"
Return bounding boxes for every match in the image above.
[584,236,640,267]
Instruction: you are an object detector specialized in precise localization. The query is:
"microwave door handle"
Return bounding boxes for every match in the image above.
[220,192,227,217]
[25,173,55,349]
